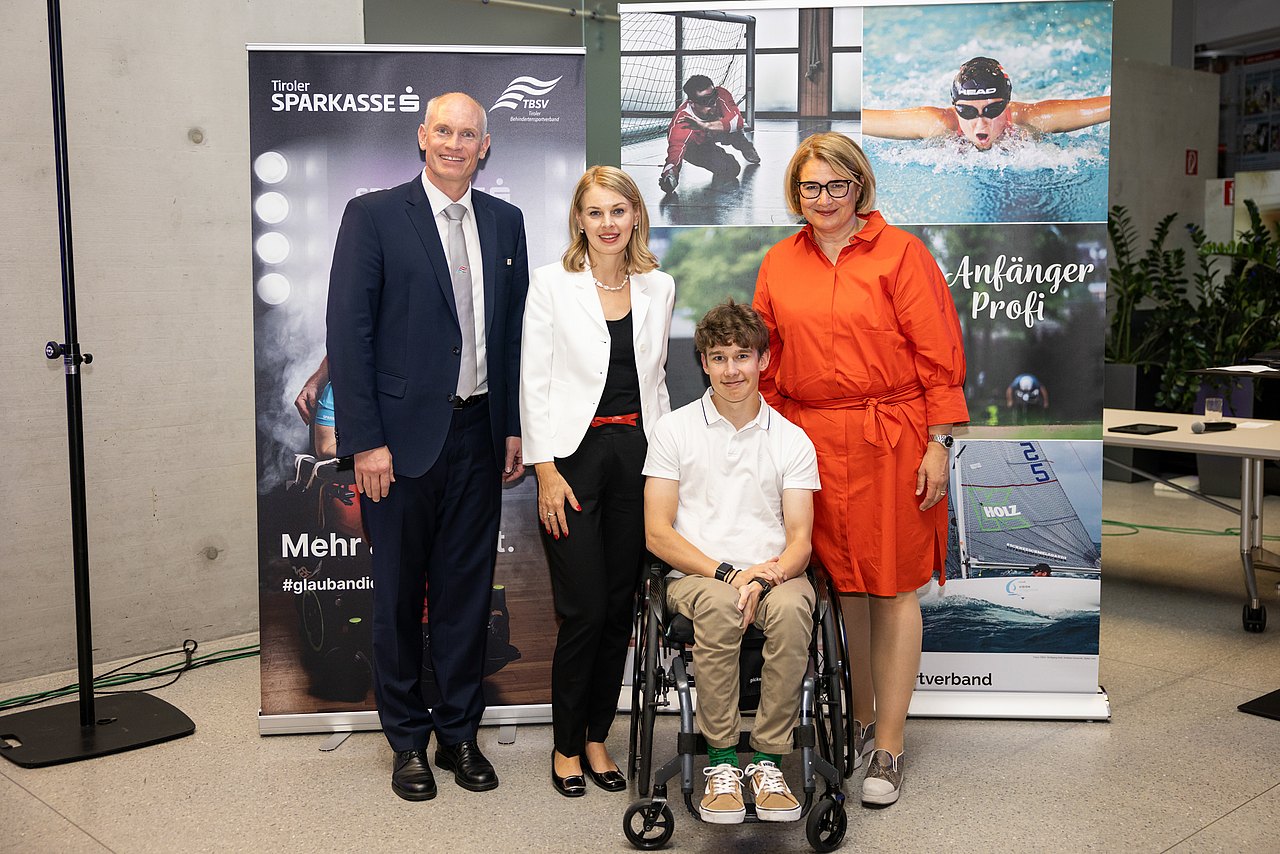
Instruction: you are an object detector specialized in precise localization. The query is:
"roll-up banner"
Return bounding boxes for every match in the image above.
[249,45,585,734]
[619,0,1111,719]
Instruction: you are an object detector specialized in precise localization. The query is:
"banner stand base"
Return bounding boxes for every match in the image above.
[0,693,195,768]
[259,703,552,737]
[908,688,1110,721]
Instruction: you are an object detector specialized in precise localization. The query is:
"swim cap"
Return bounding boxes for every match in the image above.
[952,57,1012,103]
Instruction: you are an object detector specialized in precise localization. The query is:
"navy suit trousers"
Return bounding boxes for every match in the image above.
[361,400,500,751]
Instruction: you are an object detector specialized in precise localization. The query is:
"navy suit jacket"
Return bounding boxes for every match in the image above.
[326,175,529,478]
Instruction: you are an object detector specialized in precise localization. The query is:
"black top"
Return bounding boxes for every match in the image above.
[598,312,642,419]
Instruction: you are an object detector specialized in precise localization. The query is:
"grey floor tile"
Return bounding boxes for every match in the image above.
[0,774,109,853]
[1098,656,1192,710]
[1166,783,1280,853]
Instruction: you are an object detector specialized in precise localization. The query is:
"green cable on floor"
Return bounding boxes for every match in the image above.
[0,642,260,713]
[1103,519,1280,539]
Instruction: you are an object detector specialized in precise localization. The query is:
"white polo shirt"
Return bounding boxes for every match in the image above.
[643,389,820,575]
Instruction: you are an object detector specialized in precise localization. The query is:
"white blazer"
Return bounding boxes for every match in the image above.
[520,262,676,465]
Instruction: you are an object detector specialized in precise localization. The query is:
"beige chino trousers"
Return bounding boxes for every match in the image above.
[665,574,815,754]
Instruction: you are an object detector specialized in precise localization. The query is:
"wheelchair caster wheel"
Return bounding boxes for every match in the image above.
[623,799,674,850]
[805,795,847,852]
[1243,602,1266,633]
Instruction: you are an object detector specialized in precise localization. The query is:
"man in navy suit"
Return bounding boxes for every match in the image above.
[326,92,528,801]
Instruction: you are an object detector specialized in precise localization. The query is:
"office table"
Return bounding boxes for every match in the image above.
[1102,408,1279,633]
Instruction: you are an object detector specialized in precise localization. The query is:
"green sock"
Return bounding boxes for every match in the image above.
[707,745,738,767]
[752,751,782,766]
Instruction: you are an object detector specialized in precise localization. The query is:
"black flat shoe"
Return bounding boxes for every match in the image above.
[435,740,499,792]
[585,765,627,792]
[391,749,437,801]
[552,753,586,798]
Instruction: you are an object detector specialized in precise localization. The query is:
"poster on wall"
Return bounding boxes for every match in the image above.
[621,5,863,226]
[248,45,585,733]
[862,1,1112,224]
[621,0,1110,718]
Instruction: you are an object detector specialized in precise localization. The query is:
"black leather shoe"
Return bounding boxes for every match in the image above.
[552,752,587,798]
[585,764,627,792]
[435,740,499,792]
[391,749,437,801]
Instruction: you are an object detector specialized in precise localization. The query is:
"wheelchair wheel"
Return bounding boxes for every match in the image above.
[627,595,645,783]
[635,583,661,796]
[815,573,853,778]
[623,799,674,850]
[805,794,847,852]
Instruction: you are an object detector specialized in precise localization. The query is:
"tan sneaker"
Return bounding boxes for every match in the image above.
[699,764,746,824]
[862,748,903,806]
[744,761,801,822]
[853,719,876,771]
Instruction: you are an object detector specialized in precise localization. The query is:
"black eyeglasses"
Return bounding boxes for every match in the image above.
[795,180,855,200]
[953,100,1009,120]
[689,90,717,107]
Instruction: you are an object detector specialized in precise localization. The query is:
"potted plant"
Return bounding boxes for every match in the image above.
[1183,201,1280,495]
[1104,207,1193,480]
[1105,202,1280,490]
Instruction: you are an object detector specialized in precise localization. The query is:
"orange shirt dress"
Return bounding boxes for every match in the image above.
[753,211,968,596]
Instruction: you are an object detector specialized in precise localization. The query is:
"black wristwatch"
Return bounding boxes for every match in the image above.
[715,562,735,583]
[753,577,773,597]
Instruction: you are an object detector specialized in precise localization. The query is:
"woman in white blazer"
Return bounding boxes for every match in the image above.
[520,166,675,797]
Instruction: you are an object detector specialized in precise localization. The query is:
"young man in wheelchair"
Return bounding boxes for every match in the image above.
[642,300,820,824]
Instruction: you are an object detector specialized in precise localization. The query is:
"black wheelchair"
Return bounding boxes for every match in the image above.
[624,561,855,852]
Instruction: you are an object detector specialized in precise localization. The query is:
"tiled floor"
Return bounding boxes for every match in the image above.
[1,480,1278,853]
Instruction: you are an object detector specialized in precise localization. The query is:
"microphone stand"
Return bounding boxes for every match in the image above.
[0,0,194,768]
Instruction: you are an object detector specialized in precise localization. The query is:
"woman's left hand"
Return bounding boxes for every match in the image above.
[915,442,950,511]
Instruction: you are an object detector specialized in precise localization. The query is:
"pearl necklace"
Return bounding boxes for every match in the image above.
[593,273,629,292]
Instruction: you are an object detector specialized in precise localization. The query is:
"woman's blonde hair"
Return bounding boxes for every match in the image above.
[561,166,659,274]
[783,132,877,218]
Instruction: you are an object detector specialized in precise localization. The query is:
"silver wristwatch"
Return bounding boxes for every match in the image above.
[929,434,954,449]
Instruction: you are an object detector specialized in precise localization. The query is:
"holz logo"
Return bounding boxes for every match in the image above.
[489,75,563,112]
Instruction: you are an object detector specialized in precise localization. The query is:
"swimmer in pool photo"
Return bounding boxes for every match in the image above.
[862,57,1110,151]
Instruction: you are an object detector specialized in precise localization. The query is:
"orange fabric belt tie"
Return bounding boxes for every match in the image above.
[590,412,639,428]
[795,385,923,447]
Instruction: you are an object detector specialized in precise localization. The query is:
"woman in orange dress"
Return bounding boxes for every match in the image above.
[752,132,967,808]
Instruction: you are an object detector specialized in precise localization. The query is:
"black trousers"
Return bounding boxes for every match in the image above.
[681,132,754,179]
[544,424,648,757]
[361,401,500,752]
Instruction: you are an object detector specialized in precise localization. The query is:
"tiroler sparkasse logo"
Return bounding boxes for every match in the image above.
[489,75,564,123]
[269,79,422,113]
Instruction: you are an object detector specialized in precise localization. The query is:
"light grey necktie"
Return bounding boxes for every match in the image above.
[444,203,479,399]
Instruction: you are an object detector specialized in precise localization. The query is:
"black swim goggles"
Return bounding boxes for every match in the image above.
[953,99,1009,120]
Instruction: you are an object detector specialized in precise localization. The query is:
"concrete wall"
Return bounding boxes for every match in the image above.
[1114,0,1177,64]
[0,2,363,682]
[1192,0,1280,48]
[1108,59,1220,255]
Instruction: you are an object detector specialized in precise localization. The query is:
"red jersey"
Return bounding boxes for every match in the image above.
[664,87,746,168]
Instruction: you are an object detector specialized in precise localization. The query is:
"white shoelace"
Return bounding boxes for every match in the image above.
[744,761,790,796]
[703,764,743,795]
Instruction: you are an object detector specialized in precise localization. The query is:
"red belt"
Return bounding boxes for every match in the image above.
[590,412,639,428]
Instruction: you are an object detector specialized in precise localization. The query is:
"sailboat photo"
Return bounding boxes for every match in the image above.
[919,440,1102,655]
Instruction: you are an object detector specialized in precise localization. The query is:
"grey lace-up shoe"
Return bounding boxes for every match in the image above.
[861,748,903,806]
[853,719,876,771]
